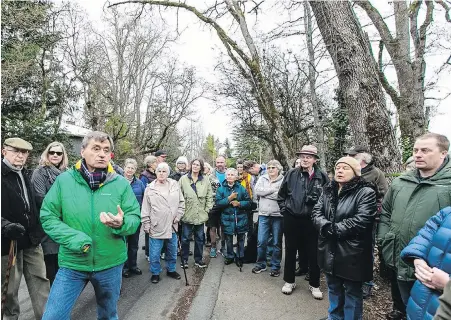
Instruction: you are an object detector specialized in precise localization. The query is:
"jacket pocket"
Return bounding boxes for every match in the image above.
[381,232,397,269]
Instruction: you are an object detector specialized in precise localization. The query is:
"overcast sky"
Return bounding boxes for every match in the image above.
[71,0,451,144]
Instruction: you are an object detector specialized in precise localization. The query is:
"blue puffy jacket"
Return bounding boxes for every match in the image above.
[216,180,251,235]
[130,177,145,208]
[400,206,451,320]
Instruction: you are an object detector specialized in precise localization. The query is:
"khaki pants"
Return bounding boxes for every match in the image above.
[1,245,50,320]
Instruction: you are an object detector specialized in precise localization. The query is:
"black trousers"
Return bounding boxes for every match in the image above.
[283,214,320,287]
[44,253,59,285]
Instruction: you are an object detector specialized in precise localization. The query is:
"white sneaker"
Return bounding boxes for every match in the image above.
[282,282,296,295]
[309,285,323,300]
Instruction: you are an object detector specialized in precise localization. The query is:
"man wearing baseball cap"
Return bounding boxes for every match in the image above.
[1,137,50,319]
[277,145,329,298]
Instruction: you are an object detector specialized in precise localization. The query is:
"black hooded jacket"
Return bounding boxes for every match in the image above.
[277,165,329,218]
[1,161,44,256]
[312,177,377,282]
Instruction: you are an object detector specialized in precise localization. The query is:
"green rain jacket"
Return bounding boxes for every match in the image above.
[378,157,451,281]
[40,161,141,272]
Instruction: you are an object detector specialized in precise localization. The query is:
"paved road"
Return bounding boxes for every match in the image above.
[18,233,200,320]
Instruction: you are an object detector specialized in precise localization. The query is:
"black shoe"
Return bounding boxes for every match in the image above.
[151,275,160,283]
[305,273,310,281]
[233,242,238,247]
[362,283,372,299]
[224,258,234,265]
[181,261,189,269]
[189,250,193,256]
[122,270,130,278]
[270,270,280,277]
[386,310,406,320]
[130,268,142,275]
[195,261,207,268]
[205,241,212,247]
[142,245,146,250]
[167,271,181,280]
[295,267,308,277]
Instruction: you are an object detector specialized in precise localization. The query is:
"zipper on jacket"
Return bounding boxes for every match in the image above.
[91,190,95,271]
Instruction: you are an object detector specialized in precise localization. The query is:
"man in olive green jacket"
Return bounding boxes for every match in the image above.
[378,133,451,318]
[40,132,141,320]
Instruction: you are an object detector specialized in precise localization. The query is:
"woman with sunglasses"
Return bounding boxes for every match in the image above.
[31,141,69,285]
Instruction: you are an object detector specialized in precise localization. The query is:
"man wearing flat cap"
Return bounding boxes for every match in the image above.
[1,137,50,320]
[277,145,329,298]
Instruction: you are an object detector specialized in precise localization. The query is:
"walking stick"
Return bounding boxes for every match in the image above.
[172,226,189,286]
[234,208,242,272]
[1,240,16,318]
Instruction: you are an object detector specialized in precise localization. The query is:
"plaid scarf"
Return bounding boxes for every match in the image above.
[77,159,108,191]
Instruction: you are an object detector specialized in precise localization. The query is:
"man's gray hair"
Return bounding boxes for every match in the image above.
[124,158,138,169]
[267,159,283,173]
[156,162,170,173]
[144,155,157,168]
[226,168,238,177]
[81,131,114,151]
[355,152,372,164]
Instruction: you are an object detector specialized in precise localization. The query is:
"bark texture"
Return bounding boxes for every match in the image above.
[310,1,401,173]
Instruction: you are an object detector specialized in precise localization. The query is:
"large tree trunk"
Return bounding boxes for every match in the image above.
[355,0,432,157]
[310,1,401,173]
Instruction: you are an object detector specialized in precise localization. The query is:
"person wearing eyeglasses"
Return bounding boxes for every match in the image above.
[31,141,69,285]
[277,145,329,298]
[40,131,141,319]
[1,137,50,320]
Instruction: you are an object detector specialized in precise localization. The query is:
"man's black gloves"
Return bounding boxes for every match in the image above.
[2,223,26,240]
[323,224,336,239]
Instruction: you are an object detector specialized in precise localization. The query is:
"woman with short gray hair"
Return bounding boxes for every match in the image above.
[216,167,252,267]
[139,155,158,260]
[252,160,284,277]
[122,158,146,278]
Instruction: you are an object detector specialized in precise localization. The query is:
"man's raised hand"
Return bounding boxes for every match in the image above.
[100,205,124,229]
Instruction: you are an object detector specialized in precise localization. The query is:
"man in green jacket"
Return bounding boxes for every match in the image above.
[40,131,141,320]
[378,132,451,320]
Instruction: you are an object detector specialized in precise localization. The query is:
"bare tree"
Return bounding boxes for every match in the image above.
[110,0,295,169]
[309,1,401,172]
[355,0,450,153]
[304,0,325,168]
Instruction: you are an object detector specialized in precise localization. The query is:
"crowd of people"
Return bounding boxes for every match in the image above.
[1,130,450,320]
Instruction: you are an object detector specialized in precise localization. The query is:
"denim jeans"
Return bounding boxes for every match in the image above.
[42,264,123,320]
[181,223,204,263]
[326,274,363,320]
[1,246,50,320]
[225,234,245,260]
[149,233,178,275]
[256,216,282,271]
[124,224,141,271]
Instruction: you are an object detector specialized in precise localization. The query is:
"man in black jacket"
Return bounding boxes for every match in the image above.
[277,145,329,298]
[1,137,49,320]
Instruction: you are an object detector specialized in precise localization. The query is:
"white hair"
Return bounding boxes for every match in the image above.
[124,158,138,169]
[156,162,170,173]
[354,152,372,164]
[144,155,157,168]
[226,168,238,177]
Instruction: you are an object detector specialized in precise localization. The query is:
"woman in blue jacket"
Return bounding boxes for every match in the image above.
[400,206,451,319]
[123,158,146,277]
[216,168,251,266]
